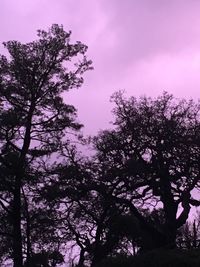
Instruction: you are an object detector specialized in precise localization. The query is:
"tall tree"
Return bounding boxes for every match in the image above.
[0,24,92,267]
[38,92,200,265]
[91,92,200,251]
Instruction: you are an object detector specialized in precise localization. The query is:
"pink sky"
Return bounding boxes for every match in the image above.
[1,0,200,134]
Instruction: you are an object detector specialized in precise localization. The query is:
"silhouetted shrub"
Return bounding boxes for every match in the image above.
[95,249,200,267]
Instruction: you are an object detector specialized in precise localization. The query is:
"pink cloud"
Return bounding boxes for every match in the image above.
[124,49,200,98]
[1,0,200,134]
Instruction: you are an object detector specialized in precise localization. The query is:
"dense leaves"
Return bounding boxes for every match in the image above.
[41,92,200,266]
[0,24,200,267]
[90,92,200,252]
[0,24,92,267]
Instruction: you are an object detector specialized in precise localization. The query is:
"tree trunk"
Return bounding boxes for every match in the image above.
[13,103,34,267]
[22,187,31,267]
[13,176,23,267]
[193,220,197,248]
[91,250,104,267]
[25,202,31,267]
[77,248,85,267]
[140,228,166,252]
[165,225,177,249]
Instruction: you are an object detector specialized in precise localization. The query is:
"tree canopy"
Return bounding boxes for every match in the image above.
[0,24,92,267]
[41,92,200,266]
[91,92,200,250]
[0,24,200,267]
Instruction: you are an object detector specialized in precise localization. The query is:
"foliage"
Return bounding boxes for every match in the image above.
[42,92,200,266]
[96,249,200,267]
[0,24,92,267]
[0,23,200,267]
[90,92,200,251]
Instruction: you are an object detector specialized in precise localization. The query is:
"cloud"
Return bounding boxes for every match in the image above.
[124,49,200,98]
[0,0,200,133]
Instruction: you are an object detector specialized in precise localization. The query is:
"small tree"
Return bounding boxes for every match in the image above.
[0,24,92,267]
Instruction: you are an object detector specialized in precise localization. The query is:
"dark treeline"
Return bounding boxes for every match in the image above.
[0,25,200,267]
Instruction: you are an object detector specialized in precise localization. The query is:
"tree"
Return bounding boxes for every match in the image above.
[90,92,200,251]
[40,144,140,267]
[0,24,92,267]
[36,92,200,265]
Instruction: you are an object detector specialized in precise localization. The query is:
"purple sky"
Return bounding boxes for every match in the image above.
[1,0,200,134]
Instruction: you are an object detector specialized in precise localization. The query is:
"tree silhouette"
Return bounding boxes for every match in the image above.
[0,24,92,267]
[1,24,200,267]
[89,92,200,252]
[39,143,141,266]
[44,92,200,265]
